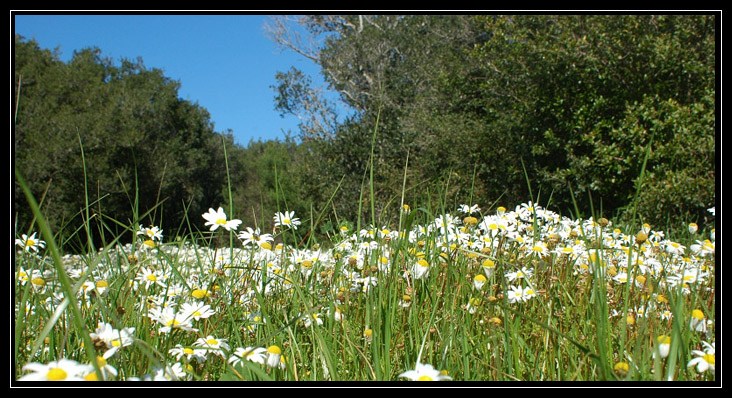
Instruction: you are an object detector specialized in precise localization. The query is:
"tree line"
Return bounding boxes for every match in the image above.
[13,14,716,251]
[268,14,716,231]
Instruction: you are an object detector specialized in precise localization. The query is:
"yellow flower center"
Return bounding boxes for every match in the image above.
[614,362,629,372]
[146,274,157,282]
[692,309,705,320]
[216,218,227,225]
[267,345,282,355]
[183,347,195,355]
[417,375,434,381]
[96,280,109,288]
[242,349,257,358]
[206,339,218,346]
[260,242,272,250]
[703,354,715,365]
[26,239,36,247]
[417,259,429,268]
[167,319,180,327]
[46,367,68,381]
[191,289,208,299]
[84,372,99,381]
[31,277,45,286]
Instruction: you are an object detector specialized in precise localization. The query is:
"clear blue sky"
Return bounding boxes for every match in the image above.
[13,13,331,146]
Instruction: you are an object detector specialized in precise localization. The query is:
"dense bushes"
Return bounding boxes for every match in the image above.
[14,36,230,250]
[467,15,716,228]
[275,14,716,230]
[13,15,717,251]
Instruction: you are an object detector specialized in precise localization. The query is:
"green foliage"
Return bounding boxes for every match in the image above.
[470,14,716,226]
[269,15,716,231]
[12,16,718,381]
[229,136,313,235]
[612,92,716,228]
[272,15,492,225]
[13,192,717,381]
[15,14,717,250]
[14,35,228,250]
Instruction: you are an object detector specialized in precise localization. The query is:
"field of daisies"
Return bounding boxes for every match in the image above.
[14,200,716,382]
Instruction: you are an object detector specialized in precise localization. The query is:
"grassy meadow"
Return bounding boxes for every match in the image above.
[13,163,717,383]
[13,15,717,384]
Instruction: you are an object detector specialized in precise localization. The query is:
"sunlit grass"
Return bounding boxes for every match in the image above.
[13,131,716,382]
[13,192,716,382]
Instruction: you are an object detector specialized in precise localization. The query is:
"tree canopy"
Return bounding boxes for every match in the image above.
[269,14,716,229]
[14,35,232,250]
[13,15,717,252]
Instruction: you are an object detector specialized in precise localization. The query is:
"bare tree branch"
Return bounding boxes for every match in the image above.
[262,15,321,63]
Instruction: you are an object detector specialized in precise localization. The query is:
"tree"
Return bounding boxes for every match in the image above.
[470,14,716,226]
[14,35,230,250]
[266,15,488,224]
[266,14,716,229]
[229,136,313,236]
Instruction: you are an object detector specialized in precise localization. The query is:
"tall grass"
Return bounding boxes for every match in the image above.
[13,129,716,383]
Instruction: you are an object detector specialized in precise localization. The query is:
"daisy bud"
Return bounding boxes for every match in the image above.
[266,345,282,368]
[656,335,671,358]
